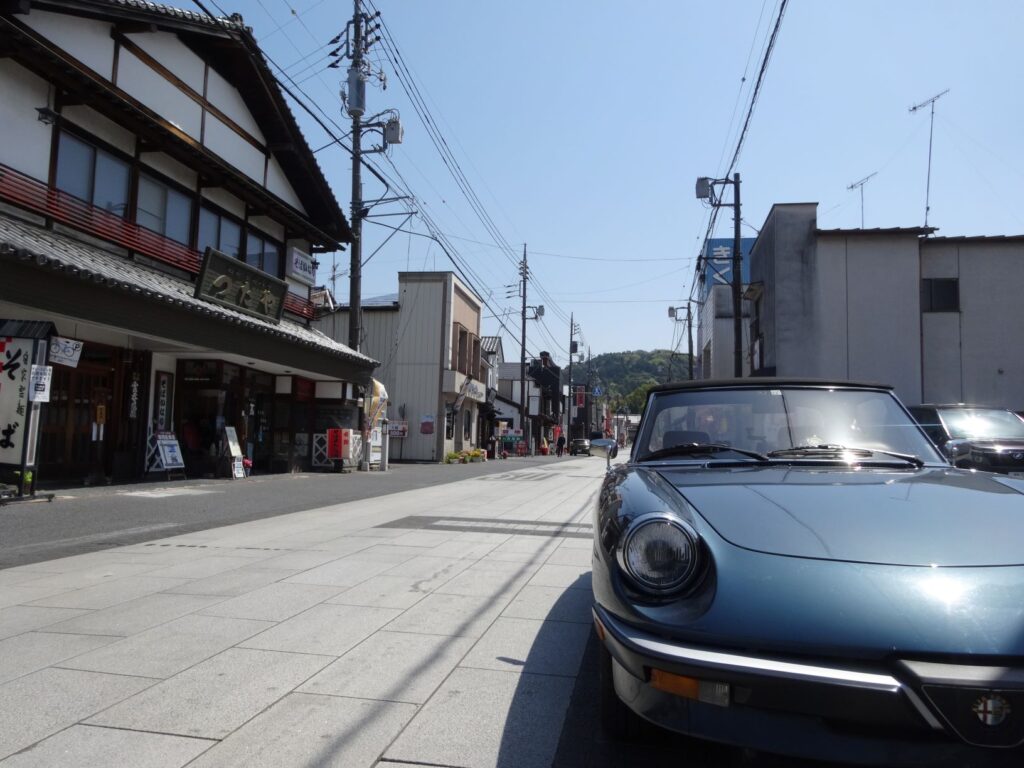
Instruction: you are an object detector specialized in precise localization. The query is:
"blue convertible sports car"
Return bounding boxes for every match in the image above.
[591,379,1024,767]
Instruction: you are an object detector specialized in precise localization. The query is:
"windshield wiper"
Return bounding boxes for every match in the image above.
[641,443,769,463]
[766,444,924,468]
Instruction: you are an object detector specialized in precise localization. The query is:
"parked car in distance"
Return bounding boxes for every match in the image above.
[908,404,1024,476]
[570,438,591,456]
[593,378,1024,766]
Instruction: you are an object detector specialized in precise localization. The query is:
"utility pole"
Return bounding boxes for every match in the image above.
[567,312,574,440]
[519,245,528,454]
[696,174,745,378]
[347,0,364,352]
[686,302,694,380]
[909,89,949,228]
[731,172,742,378]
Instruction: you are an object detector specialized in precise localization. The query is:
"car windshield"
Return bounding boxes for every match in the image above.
[938,407,1024,439]
[634,386,943,463]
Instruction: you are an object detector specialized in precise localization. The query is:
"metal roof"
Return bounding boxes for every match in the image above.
[924,235,1024,243]
[815,227,937,236]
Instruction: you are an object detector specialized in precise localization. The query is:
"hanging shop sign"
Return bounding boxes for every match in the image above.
[0,337,31,465]
[48,336,83,368]
[285,247,316,286]
[195,248,287,324]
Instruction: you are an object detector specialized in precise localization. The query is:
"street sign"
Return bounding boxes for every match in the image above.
[592,385,603,396]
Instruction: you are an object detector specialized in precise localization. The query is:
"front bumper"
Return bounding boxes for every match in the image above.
[594,604,1024,766]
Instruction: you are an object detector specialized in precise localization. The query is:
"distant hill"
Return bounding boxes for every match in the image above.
[584,349,693,412]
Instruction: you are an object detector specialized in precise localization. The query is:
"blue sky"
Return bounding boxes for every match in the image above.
[225,0,1024,359]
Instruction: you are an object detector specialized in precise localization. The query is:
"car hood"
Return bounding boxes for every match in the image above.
[656,465,1024,567]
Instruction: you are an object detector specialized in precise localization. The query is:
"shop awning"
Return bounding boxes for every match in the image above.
[0,214,378,387]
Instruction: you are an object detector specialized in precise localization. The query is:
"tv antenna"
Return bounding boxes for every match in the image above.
[846,172,877,228]
[909,88,950,228]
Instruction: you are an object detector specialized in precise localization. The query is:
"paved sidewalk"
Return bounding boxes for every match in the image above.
[0,458,605,767]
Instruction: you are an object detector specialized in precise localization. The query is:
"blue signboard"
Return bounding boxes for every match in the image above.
[699,237,755,301]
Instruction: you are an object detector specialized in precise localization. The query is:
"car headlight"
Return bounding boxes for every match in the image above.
[617,512,701,595]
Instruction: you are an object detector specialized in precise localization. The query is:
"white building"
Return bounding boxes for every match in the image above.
[315,272,487,462]
[747,203,1024,409]
[0,0,374,482]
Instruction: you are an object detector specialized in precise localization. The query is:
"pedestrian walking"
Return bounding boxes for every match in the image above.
[556,434,566,457]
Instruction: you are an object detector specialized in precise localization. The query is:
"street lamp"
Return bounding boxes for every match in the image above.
[696,173,743,377]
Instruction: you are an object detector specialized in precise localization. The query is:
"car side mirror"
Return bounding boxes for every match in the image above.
[591,438,618,470]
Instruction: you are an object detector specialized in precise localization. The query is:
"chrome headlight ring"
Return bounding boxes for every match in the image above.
[615,511,703,596]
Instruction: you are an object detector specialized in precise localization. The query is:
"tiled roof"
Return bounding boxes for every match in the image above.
[0,214,376,367]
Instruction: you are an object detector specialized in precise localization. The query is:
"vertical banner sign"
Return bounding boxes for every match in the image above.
[0,338,32,465]
[154,371,173,431]
[576,386,585,407]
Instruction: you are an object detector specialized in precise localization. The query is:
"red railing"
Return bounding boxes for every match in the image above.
[0,163,314,320]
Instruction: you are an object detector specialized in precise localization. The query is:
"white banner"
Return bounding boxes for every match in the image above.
[29,365,52,403]
[0,338,32,464]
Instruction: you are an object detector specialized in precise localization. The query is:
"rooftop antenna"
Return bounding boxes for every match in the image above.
[909,88,950,228]
[846,172,877,228]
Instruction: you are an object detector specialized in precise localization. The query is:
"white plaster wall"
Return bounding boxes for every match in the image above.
[23,11,114,78]
[200,186,245,217]
[845,236,921,403]
[205,67,266,144]
[921,313,962,404]
[811,237,850,378]
[119,48,202,139]
[0,61,53,180]
[140,152,197,189]
[248,215,284,242]
[204,115,265,181]
[266,157,306,213]
[958,243,1024,409]
[62,105,135,155]
[127,31,205,93]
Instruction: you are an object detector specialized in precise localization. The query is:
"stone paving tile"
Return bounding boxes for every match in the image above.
[300,630,475,704]
[198,582,343,622]
[544,545,595,566]
[0,631,119,685]
[388,530,459,548]
[381,555,473,590]
[0,584,76,610]
[239,549,343,571]
[282,555,404,588]
[384,667,575,768]
[44,593,225,637]
[184,692,415,768]
[0,569,60,587]
[425,538,506,560]
[26,576,193,611]
[460,617,591,678]
[326,575,431,610]
[434,564,535,599]
[87,647,332,740]
[0,668,156,760]
[12,562,162,589]
[240,604,400,656]
[159,567,296,597]
[0,606,91,641]
[308,535,397,554]
[501,585,594,624]
[59,614,274,679]
[383,592,509,639]
[0,724,215,768]
[142,555,260,580]
[527,563,592,591]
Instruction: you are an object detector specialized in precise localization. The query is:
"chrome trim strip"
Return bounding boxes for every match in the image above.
[595,606,945,730]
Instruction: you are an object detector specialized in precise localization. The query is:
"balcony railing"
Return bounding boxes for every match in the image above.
[0,162,314,320]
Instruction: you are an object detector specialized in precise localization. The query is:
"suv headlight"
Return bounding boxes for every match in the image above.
[616,512,701,595]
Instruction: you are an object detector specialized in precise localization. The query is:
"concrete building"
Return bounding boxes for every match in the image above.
[747,203,1024,409]
[314,272,487,462]
[0,0,374,483]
